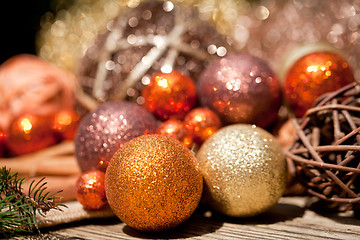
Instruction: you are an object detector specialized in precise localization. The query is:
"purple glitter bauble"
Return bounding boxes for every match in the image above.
[197,53,282,128]
[75,101,158,172]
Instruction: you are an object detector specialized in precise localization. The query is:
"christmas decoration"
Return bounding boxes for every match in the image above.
[75,170,107,211]
[197,53,282,128]
[0,128,6,158]
[52,110,80,140]
[285,82,360,211]
[5,114,58,156]
[0,166,64,237]
[197,124,287,217]
[142,71,197,120]
[105,134,203,232]
[75,0,232,103]
[156,119,193,148]
[184,108,221,145]
[284,51,355,117]
[75,101,157,172]
[0,54,76,131]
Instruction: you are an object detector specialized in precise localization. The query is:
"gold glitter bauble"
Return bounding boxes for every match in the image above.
[196,124,287,217]
[105,134,203,232]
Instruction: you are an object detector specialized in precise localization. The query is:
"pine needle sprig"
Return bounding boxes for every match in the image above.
[0,166,65,237]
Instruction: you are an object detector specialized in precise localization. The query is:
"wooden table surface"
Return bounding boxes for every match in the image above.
[18,196,360,240]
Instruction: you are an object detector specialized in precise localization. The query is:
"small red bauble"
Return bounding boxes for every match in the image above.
[184,108,221,145]
[142,71,197,121]
[284,51,355,117]
[6,114,57,156]
[75,170,107,211]
[0,128,6,157]
[156,120,193,148]
[52,110,80,140]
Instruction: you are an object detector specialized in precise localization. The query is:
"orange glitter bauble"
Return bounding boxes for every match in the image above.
[184,108,222,145]
[52,109,80,140]
[5,114,58,156]
[105,134,203,232]
[75,170,108,211]
[142,71,197,121]
[284,51,355,117]
[156,120,193,148]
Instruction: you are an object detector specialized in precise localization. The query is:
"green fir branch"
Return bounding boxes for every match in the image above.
[0,166,65,238]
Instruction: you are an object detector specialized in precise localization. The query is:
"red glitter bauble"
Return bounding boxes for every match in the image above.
[142,71,197,121]
[75,170,107,211]
[75,101,158,172]
[52,110,80,140]
[6,114,57,156]
[0,128,6,157]
[184,108,221,145]
[156,120,193,148]
[284,51,355,117]
[197,53,282,128]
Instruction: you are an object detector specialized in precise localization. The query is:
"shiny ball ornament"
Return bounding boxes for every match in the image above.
[52,110,80,140]
[197,124,287,217]
[156,119,193,148]
[5,114,58,156]
[0,128,6,157]
[184,108,221,145]
[105,134,203,232]
[75,101,157,172]
[197,53,282,128]
[284,51,355,117]
[75,170,108,210]
[142,71,197,121]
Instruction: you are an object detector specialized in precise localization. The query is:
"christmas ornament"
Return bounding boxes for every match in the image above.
[0,54,75,131]
[142,71,197,120]
[75,0,232,103]
[0,128,6,158]
[5,114,58,156]
[284,51,355,117]
[197,53,282,128]
[105,134,203,232]
[75,101,157,172]
[285,82,360,211]
[184,108,221,145]
[52,110,80,140]
[197,124,287,217]
[156,119,193,148]
[75,170,108,211]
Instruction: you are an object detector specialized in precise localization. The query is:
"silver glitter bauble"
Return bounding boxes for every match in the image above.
[196,124,287,217]
[75,101,158,172]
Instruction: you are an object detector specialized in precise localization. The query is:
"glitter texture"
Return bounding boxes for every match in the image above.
[197,53,282,128]
[284,51,355,117]
[75,101,158,172]
[196,124,287,217]
[156,119,193,148]
[142,71,197,120]
[105,134,203,232]
[75,170,108,211]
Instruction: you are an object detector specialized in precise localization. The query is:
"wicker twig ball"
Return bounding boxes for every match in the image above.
[285,82,360,211]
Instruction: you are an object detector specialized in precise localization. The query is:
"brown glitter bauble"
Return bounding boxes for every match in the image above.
[142,71,197,120]
[284,51,355,117]
[197,53,282,128]
[75,170,108,211]
[184,108,222,145]
[77,0,232,103]
[156,119,193,148]
[285,82,360,211]
[105,134,203,232]
[6,114,58,156]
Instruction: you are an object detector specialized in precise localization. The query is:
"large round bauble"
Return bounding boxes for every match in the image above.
[196,124,287,217]
[284,51,354,117]
[75,102,157,172]
[105,134,203,232]
[197,53,282,128]
[142,71,197,121]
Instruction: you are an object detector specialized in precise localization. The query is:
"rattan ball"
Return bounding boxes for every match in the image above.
[285,82,360,211]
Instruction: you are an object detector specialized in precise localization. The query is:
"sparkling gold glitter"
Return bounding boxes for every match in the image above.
[105,134,203,232]
[196,124,287,217]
